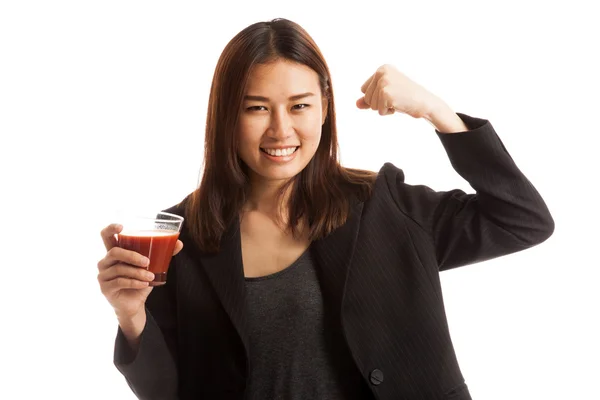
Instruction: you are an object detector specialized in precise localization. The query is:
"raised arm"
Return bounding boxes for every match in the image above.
[384,113,554,270]
[357,64,554,270]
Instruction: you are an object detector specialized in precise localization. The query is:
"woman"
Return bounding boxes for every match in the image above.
[97,18,554,400]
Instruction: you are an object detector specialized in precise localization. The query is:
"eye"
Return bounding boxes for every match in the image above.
[292,104,310,110]
[246,105,267,112]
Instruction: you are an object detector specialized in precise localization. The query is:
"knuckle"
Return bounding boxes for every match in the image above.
[123,250,139,265]
[107,247,119,258]
[110,263,122,275]
[116,277,129,288]
[126,252,137,264]
[378,64,397,77]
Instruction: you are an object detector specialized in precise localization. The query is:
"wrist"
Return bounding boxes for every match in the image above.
[117,310,147,351]
[423,99,468,134]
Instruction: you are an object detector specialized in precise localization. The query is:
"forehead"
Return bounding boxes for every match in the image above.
[245,60,321,96]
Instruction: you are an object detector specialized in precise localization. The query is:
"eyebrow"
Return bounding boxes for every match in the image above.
[243,92,315,102]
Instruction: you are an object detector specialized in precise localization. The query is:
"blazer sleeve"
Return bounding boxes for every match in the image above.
[384,112,555,271]
[113,259,179,399]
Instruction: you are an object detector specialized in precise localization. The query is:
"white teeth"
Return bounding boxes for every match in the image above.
[263,147,297,157]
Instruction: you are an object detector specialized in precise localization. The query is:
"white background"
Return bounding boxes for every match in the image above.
[1,1,598,399]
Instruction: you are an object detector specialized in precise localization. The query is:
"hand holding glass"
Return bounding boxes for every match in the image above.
[117,212,184,286]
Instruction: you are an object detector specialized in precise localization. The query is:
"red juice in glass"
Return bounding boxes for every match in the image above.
[117,212,184,286]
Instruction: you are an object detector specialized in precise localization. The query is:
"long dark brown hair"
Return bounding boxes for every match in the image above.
[183,18,376,253]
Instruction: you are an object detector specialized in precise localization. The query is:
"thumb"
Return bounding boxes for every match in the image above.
[356,97,370,109]
[173,240,184,256]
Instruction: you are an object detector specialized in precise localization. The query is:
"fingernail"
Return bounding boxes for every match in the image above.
[142,257,150,266]
[146,272,155,280]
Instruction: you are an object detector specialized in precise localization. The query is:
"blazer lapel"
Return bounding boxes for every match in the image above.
[196,199,364,363]
[311,200,364,315]
[198,218,250,359]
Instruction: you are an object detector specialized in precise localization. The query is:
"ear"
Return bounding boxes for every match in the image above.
[321,97,329,125]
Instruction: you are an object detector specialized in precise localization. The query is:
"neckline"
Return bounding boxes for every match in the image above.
[244,246,311,282]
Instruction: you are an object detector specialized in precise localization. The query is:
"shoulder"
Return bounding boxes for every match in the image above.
[338,163,406,209]
[338,163,405,201]
[377,162,405,182]
[370,162,406,198]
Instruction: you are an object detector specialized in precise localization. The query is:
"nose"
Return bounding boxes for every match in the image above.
[267,107,293,139]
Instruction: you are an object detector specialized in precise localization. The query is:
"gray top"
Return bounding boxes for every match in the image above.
[244,248,371,400]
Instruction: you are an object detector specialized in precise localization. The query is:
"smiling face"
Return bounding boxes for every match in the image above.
[236,59,327,186]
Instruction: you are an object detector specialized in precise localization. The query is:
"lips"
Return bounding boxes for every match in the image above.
[260,146,299,157]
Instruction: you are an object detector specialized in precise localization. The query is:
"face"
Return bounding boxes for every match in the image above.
[236,59,327,186]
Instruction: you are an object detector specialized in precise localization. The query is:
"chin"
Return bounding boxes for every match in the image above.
[249,160,309,184]
[258,167,303,182]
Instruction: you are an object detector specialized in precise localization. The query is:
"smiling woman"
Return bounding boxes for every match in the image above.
[186,20,377,253]
[98,17,555,400]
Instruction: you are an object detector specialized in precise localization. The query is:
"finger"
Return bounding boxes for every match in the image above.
[380,104,395,116]
[376,79,395,116]
[173,240,184,256]
[379,91,395,116]
[371,84,382,111]
[101,223,122,252]
[102,276,151,294]
[98,247,150,271]
[356,97,370,109]
[98,263,155,283]
[364,76,378,109]
[360,74,374,94]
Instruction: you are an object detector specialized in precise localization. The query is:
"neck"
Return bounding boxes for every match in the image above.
[243,177,293,221]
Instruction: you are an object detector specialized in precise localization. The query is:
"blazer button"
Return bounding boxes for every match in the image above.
[369,369,384,386]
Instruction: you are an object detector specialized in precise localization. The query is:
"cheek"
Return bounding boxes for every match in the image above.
[237,121,263,149]
[298,119,322,148]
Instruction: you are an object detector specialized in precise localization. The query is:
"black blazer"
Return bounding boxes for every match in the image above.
[113,113,554,400]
